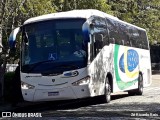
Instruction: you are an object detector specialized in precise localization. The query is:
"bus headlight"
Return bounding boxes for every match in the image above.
[72,76,90,86]
[21,81,35,89]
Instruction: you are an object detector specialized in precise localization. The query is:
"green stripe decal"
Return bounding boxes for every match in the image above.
[114,44,138,90]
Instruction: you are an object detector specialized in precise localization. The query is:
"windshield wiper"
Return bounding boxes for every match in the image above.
[26,60,55,73]
[41,64,80,76]
[55,64,79,69]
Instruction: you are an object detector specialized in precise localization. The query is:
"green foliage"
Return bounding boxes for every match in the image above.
[108,0,160,44]
[52,0,112,13]
[135,9,160,43]
[19,0,56,21]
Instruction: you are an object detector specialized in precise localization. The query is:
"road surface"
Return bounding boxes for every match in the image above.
[1,75,160,120]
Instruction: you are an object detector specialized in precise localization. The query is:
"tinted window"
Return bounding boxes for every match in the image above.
[128,27,138,48]
[21,19,88,73]
[138,30,149,49]
[91,16,109,46]
[107,18,130,46]
[118,22,130,46]
[89,16,108,61]
[106,18,148,49]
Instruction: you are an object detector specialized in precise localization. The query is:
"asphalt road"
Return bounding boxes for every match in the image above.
[1,74,160,120]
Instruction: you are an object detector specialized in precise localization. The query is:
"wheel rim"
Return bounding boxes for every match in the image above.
[138,74,143,94]
[106,83,111,101]
[139,75,143,91]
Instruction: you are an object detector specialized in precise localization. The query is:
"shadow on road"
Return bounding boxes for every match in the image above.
[10,93,130,113]
[5,93,160,118]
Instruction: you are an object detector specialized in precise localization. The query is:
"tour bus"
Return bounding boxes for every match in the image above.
[9,9,151,102]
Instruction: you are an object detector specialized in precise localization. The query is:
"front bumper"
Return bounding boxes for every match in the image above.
[22,85,90,102]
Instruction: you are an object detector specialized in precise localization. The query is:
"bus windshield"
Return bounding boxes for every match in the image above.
[21,18,88,73]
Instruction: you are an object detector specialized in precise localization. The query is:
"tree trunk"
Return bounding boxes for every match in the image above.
[0,25,3,98]
[0,26,2,52]
[0,56,7,98]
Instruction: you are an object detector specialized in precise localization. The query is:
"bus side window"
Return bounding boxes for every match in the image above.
[126,36,130,46]
[102,29,109,46]
[90,35,94,62]
[94,33,103,56]
[106,18,117,45]
[118,23,124,46]
[114,22,123,45]
[109,37,115,44]
[89,16,109,61]
[139,30,149,50]
[129,40,132,47]
[129,27,139,48]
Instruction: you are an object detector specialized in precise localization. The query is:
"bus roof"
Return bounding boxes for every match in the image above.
[23,9,145,31]
[24,9,116,24]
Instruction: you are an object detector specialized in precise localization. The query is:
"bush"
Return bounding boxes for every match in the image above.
[4,72,15,102]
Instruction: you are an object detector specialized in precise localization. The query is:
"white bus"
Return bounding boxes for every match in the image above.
[9,9,151,102]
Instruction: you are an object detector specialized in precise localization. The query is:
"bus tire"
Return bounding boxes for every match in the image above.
[102,77,111,103]
[128,91,135,96]
[128,73,143,96]
[136,73,143,95]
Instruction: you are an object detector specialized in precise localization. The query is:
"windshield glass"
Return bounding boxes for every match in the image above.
[21,18,88,73]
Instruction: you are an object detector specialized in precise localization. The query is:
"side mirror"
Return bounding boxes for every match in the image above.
[9,27,20,49]
[82,22,90,42]
[23,32,29,43]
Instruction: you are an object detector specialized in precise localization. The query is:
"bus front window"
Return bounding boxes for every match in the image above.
[21,19,88,73]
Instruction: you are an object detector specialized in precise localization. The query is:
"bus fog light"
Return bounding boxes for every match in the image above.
[72,76,90,86]
[21,81,35,89]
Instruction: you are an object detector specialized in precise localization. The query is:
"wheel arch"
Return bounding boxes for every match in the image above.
[106,72,113,92]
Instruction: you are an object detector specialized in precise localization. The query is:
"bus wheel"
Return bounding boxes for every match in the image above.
[136,73,143,95]
[103,77,111,103]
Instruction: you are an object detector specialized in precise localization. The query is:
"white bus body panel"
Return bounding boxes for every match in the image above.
[21,68,91,101]
[87,46,110,97]
[111,44,152,92]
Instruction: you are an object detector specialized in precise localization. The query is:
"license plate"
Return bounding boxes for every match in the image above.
[48,92,59,96]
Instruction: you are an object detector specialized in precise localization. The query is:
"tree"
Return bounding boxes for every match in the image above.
[52,0,112,13]
[0,0,30,98]
[0,0,56,98]
[108,0,160,44]
[135,0,160,44]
